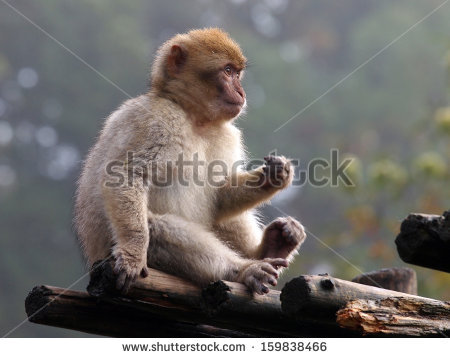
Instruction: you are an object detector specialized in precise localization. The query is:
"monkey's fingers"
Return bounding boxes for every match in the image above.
[115,270,137,293]
[115,271,128,292]
[122,274,136,293]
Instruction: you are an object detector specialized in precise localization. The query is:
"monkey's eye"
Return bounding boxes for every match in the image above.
[236,70,241,78]
[224,65,232,76]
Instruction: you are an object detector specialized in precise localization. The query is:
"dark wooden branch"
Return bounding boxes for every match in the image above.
[85,260,354,337]
[25,285,252,337]
[201,279,358,337]
[336,297,450,337]
[280,274,441,327]
[351,267,417,295]
[26,262,446,337]
[86,259,288,336]
[395,211,450,273]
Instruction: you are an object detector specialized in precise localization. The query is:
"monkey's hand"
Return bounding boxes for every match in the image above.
[260,217,306,260]
[238,258,288,295]
[258,155,293,189]
[113,248,149,293]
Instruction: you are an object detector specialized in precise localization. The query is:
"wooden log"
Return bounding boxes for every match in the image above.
[395,211,450,273]
[86,260,357,337]
[280,274,441,325]
[336,297,450,337]
[86,259,285,336]
[25,285,254,338]
[201,280,358,337]
[351,267,417,295]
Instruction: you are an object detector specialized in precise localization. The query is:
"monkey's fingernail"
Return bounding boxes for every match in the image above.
[268,278,277,286]
[262,286,269,293]
[279,259,289,267]
[140,268,149,278]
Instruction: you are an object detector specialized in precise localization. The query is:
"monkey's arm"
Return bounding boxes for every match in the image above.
[215,156,293,221]
[101,163,150,292]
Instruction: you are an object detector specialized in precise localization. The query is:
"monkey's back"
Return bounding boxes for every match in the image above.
[74,95,175,264]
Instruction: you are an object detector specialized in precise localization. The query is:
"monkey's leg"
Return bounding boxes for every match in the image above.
[215,214,306,264]
[213,211,263,258]
[102,178,150,293]
[147,213,287,294]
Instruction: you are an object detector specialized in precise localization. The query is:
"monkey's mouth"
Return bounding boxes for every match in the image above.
[224,100,244,108]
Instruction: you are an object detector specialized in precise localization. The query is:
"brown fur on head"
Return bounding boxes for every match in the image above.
[150,28,247,123]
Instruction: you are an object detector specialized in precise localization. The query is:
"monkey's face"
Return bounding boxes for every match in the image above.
[153,28,248,122]
[213,64,246,120]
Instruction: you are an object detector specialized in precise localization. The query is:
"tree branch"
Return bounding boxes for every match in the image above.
[395,211,450,273]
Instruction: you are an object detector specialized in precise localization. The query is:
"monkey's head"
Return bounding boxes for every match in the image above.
[151,28,247,122]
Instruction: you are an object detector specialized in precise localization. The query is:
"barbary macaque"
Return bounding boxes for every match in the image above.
[75,28,306,295]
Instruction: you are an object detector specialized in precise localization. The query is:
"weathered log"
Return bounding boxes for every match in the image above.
[336,297,450,337]
[280,274,441,326]
[86,259,289,336]
[351,267,417,295]
[86,260,356,337]
[395,211,450,273]
[201,279,358,337]
[25,285,252,337]
[26,265,444,337]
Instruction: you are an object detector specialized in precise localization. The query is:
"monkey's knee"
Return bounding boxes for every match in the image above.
[261,217,306,260]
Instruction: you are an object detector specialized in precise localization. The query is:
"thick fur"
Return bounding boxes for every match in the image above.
[74,28,306,294]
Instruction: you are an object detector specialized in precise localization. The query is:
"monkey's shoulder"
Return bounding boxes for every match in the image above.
[96,95,184,161]
[107,95,182,129]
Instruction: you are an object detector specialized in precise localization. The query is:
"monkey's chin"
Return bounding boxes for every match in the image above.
[222,103,244,120]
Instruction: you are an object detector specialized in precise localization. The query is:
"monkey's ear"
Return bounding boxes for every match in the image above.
[167,45,187,74]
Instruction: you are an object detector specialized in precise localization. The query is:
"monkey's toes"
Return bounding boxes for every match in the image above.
[240,260,285,295]
[280,217,306,247]
[271,217,306,246]
[263,257,289,269]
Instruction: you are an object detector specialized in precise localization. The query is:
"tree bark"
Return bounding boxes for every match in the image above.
[26,266,446,337]
[336,297,450,337]
[395,211,450,273]
[86,260,358,337]
[201,280,358,337]
[351,267,417,295]
[25,285,253,337]
[86,259,293,336]
[280,274,441,326]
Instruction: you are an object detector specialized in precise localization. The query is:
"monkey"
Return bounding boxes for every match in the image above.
[74,28,306,295]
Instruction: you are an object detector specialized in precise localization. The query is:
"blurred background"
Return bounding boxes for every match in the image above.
[1,0,449,337]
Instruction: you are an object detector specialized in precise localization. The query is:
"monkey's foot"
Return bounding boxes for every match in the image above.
[260,155,292,189]
[261,217,306,260]
[238,258,288,295]
[113,251,149,293]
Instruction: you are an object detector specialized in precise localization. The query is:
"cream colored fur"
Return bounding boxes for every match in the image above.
[74,28,306,295]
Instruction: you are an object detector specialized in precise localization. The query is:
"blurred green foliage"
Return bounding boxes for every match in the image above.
[0,0,449,337]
